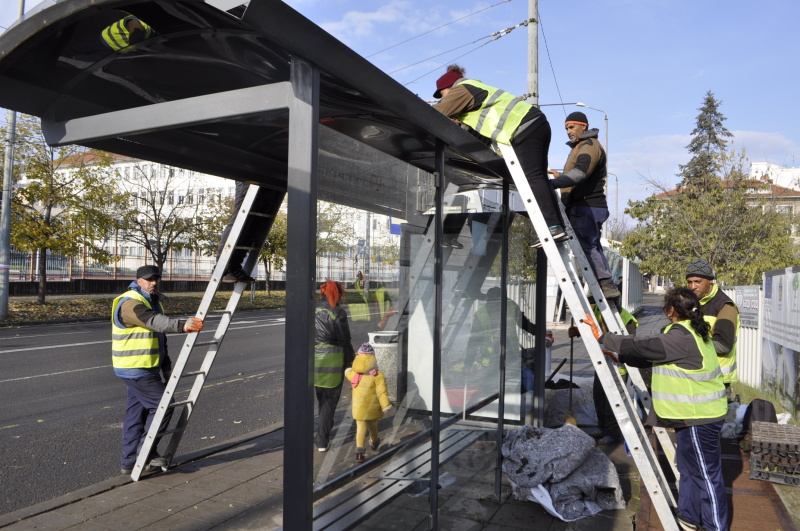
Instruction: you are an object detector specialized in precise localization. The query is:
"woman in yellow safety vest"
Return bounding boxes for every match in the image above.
[314,280,355,452]
[584,287,728,531]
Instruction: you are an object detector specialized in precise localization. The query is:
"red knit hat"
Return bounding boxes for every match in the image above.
[433,71,463,98]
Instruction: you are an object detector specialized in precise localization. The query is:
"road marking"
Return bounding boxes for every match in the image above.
[1,424,20,430]
[0,340,109,355]
[0,330,93,340]
[0,364,111,383]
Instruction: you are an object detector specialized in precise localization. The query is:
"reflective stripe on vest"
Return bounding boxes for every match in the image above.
[651,321,727,420]
[111,291,162,369]
[455,79,532,145]
[700,284,739,383]
[315,309,344,388]
[101,16,153,52]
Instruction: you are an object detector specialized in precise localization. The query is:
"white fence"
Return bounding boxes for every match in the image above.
[722,286,763,390]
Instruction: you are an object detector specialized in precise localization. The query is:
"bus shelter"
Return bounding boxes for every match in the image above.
[0,1,550,527]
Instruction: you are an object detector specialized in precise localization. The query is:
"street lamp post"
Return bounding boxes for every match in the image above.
[608,172,619,224]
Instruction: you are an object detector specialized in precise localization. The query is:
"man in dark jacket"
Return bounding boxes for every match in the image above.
[112,265,203,475]
[550,112,619,299]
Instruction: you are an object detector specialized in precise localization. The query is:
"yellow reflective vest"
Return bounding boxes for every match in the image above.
[315,307,345,388]
[111,290,162,369]
[651,321,727,420]
[101,16,153,52]
[700,283,739,384]
[452,79,532,145]
[348,279,391,322]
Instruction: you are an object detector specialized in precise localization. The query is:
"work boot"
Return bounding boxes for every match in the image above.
[530,225,569,249]
[149,456,169,469]
[675,513,700,531]
[222,266,255,284]
[599,279,621,299]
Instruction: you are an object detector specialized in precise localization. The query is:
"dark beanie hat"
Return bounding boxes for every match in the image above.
[565,111,588,126]
[685,259,715,280]
[433,71,463,98]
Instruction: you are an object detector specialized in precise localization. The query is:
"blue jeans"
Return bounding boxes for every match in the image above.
[121,374,173,469]
[567,206,612,281]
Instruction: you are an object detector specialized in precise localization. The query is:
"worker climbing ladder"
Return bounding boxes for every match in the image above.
[496,143,680,531]
[131,184,279,481]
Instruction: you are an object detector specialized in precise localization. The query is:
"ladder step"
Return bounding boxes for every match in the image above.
[168,399,194,408]
[209,310,232,314]
[159,426,187,437]
[181,370,207,377]
[248,211,272,218]
[194,340,220,347]
[233,245,259,250]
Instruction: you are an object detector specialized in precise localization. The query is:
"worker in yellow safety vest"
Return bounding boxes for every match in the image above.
[586,287,728,531]
[685,259,739,400]
[112,265,203,475]
[101,14,153,52]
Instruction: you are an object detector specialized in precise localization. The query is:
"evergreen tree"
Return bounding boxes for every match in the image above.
[678,90,733,189]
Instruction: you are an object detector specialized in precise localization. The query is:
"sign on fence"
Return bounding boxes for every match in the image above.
[762,267,800,414]
[734,286,760,329]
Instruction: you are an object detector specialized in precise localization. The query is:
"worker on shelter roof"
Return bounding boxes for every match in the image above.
[431,65,567,244]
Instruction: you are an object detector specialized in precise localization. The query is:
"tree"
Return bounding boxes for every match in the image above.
[260,205,287,294]
[622,149,798,285]
[317,202,357,256]
[678,90,733,189]
[116,161,224,273]
[7,115,126,303]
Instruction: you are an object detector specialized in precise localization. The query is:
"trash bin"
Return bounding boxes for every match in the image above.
[368,331,399,402]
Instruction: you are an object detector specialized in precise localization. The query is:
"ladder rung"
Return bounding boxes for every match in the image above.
[168,399,193,408]
[248,212,272,218]
[209,310,232,314]
[194,340,220,346]
[159,426,187,437]
[181,370,206,377]
[233,245,259,250]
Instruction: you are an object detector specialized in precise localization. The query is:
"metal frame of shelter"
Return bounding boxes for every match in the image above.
[0,1,553,528]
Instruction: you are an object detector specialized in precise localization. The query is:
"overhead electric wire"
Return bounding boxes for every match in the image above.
[366,0,512,59]
[538,12,568,116]
[401,18,532,87]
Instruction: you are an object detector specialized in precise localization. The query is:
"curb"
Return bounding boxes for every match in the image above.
[0,423,284,528]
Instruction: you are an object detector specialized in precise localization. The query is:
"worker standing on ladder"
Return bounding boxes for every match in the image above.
[585,287,728,531]
[112,265,204,475]
[431,65,567,243]
[549,112,619,300]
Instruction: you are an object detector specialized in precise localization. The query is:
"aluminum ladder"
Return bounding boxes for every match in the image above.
[496,143,679,531]
[131,184,277,481]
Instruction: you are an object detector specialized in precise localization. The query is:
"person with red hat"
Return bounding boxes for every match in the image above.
[550,111,619,299]
[432,65,566,243]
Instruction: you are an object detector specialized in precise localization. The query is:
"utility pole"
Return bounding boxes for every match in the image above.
[0,0,25,319]
[526,0,538,105]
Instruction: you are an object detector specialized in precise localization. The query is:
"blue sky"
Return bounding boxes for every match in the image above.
[2,0,799,218]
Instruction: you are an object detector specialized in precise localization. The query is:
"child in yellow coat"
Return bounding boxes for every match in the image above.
[345,343,392,463]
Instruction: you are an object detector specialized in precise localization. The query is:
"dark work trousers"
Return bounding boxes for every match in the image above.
[315,383,343,449]
[568,206,612,281]
[675,420,728,531]
[592,371,621,440]
[510,117,564,228]
[121,373,174,469]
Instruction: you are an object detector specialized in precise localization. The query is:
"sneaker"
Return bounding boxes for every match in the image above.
[222,267,255,284]
[148,456,169,469]
[600,280,621,299]
[675,513,700,531]
[530,225,569,249]
[355,452,365,463]
[317,444,330,452]
[120,468,133,476]
[597,435,618,446]
[370,439,381,452]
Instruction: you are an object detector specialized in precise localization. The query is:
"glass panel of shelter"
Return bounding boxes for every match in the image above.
[311,126,541,521]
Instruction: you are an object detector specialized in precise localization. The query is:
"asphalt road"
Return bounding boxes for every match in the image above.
[0,309,286,516]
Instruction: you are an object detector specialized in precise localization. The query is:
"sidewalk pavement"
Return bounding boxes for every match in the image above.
[1,295,798,530]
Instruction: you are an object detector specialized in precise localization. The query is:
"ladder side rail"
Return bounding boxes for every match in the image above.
[497,143,678,530]
[131,183,263,481]
[161,281,249,461]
